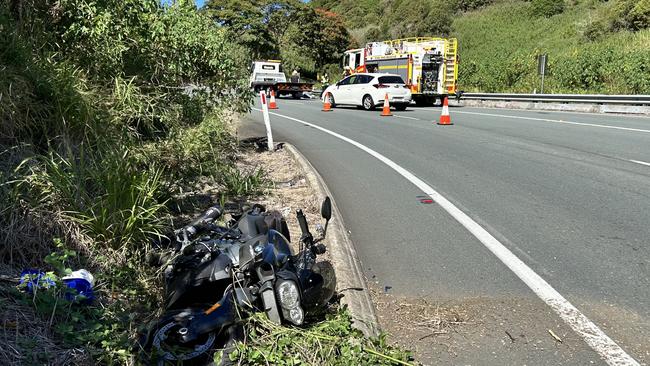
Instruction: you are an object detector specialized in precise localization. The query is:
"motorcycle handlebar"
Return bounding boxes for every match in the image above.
[181,205,223,236]
[296,209,310,237]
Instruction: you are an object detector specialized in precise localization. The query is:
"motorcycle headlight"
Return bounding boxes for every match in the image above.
[276,280,300,309]
[287,306,304,325]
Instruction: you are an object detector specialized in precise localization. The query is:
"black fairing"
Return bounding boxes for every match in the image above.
[237,212,269,238]
[165,253,232,309]
[299,270,326,309]
[238,209,291,243]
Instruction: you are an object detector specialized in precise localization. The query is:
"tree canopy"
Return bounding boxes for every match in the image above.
[203,0,352,76]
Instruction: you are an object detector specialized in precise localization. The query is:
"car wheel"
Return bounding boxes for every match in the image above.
[394,104,408,111]
[325,93,336,107]
[362,95,375,111]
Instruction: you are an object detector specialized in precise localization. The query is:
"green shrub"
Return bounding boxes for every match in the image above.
[603,49,650,94]
[456,0,495,11]
[531,0,565,17]
[221,166,268,199]
[141,112,238,183]
[554,48,609,91]
[582,0,648,40]
[21,148,169,254]
[612,0,650,31]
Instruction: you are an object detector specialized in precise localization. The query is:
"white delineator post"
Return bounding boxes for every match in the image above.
[260,91,274,151]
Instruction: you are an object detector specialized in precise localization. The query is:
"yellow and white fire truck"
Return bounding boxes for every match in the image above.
[342,37,458,106]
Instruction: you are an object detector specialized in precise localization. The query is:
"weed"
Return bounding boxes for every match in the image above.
[19,148,169,255]
[222,166,268,199]
[228,310,414,365]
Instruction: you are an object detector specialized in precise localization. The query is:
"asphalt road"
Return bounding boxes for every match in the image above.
[240,98,650,365]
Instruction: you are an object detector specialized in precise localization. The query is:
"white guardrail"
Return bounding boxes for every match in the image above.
[460,93,650,106]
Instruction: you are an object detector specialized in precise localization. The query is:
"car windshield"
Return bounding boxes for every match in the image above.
[377,76,404,84]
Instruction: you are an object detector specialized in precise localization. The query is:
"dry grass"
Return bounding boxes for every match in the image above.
[371,286,474,360]
[236,145,327,257]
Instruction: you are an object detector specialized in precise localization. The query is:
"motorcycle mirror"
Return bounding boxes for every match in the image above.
[321,197,332,221]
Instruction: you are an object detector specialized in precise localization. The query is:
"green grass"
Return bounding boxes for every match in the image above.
[227,311,414,365]
[453,0,650,93]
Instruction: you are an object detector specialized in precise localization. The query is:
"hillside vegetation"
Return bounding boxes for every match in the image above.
[1,0,257,363]
[454,0,650,93]
[310,0,650,94]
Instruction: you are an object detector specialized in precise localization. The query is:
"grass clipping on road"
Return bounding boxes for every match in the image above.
[227,311,412,365]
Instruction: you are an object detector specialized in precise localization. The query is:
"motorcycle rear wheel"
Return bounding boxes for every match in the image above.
[140,309,241,366]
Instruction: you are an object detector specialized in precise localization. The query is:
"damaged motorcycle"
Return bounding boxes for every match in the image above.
[139,198,336,365]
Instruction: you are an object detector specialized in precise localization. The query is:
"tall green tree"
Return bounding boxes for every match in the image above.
[204,0,351,76]
[203,0,275,58]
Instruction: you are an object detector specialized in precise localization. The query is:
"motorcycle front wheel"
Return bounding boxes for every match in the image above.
[139,309,241,366]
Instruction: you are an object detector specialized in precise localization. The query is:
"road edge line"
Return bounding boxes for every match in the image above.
[284,143,380,337]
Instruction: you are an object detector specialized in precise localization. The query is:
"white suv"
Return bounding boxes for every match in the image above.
[321,73,412,111]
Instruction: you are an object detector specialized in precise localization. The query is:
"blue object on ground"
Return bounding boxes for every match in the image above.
[62,269,95,304]
[19,269,56,294]
[19,268,95,304]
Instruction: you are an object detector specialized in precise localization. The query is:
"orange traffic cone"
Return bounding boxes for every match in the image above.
[437,96,452,125]
[380,93,392,116]
[269,90,278,110]
[322,99,332,112]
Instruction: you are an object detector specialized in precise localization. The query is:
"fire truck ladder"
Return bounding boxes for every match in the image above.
[443,38,458,94]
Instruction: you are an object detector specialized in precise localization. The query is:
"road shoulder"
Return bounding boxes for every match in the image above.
[284,143,380,337]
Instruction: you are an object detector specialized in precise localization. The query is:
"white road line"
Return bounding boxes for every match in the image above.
[393,115,420,121]
[630,159,650,167]
[253,107,639,366]
[452,110,650,133]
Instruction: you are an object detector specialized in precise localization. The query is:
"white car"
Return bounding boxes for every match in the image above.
[321,73,412,111]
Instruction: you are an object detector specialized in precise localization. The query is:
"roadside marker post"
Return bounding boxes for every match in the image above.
[260,91,274,151]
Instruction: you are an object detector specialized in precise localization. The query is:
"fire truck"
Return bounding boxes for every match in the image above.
[342,37,458,106]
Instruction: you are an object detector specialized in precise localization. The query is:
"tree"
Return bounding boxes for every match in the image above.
[203,0,279,58]
[203,0,351,77]
[313,9,352,68]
